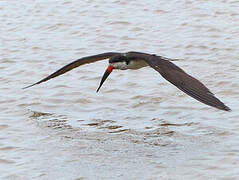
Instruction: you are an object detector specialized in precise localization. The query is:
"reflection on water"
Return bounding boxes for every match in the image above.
[1,0,239,179]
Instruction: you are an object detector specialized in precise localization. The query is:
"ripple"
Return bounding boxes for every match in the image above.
[1,0,239,179]
[0,158,15,164]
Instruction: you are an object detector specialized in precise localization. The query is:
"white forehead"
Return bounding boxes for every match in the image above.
[110,60,148,70]
[110,62,128,70]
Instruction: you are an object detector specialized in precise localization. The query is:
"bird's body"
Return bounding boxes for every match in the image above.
[23,51,231,111]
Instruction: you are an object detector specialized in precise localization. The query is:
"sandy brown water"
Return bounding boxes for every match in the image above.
[1,0,239,179]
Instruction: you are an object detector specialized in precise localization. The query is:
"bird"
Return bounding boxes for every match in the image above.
[23,51,231,111]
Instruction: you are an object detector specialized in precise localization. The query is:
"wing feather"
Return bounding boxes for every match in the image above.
[23,52,119,89]
[144,56,230,111]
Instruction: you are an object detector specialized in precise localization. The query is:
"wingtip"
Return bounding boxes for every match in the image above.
[216,103,231,112]
[22,83,36,90]
[223,105,231,112]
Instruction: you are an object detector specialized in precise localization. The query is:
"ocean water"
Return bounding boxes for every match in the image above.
[0,0,239,179]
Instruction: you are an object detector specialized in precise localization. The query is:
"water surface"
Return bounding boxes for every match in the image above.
[0,0,239,179]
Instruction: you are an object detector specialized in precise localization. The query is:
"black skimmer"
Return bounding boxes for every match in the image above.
[23,51,231,111]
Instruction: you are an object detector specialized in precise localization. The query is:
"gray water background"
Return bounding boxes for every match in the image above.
[0,0,239,179]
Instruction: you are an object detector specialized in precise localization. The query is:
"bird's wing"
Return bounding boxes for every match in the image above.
[143,55,230,111]
[23,52,120,89]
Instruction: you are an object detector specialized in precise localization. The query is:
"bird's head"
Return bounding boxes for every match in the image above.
[96,54,130,92]
[108,54,130,70]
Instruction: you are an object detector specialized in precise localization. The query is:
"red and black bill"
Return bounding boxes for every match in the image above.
[96,65,114,92]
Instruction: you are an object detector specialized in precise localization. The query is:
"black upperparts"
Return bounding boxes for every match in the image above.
[109,54,138,65]
[109,55,127,63]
